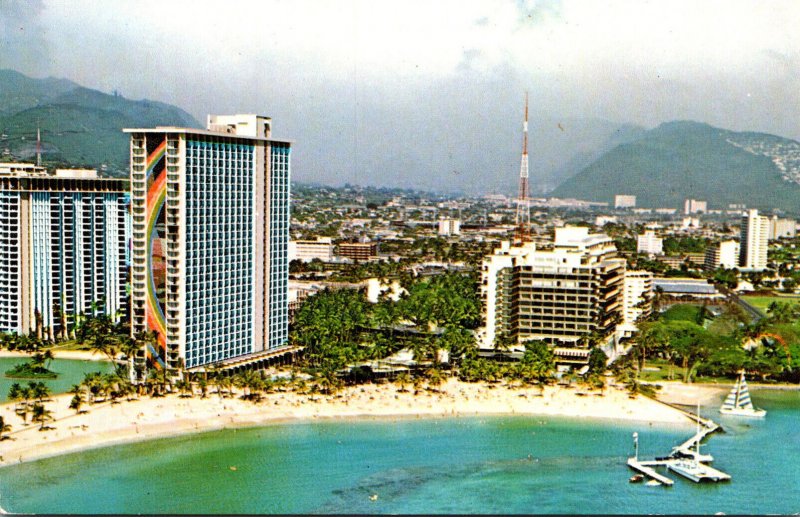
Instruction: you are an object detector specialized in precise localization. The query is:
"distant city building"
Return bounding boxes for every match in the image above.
[739,209,769,271]
[704,240,740,271]
[681,217,701,229]
[768,216,796,240]
[480,227,625,354]
[684,199,707,214]
[437,218,461,236]
[126,114,291,372]
[0,167,130,338]
[594,215,618,227]
[289,237,334,263]
[619,270,653,336]
[338,242,378,261]
[636,230,663,255]
[614,194,636,208]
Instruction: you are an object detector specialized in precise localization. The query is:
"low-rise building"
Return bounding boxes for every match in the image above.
[289,237,334,263]
[338,242,378,261]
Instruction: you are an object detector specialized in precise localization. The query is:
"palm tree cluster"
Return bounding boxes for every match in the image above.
[8,381,53,429]
[629,301,800,384]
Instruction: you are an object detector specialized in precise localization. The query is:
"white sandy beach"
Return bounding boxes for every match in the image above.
[0,378,697,468]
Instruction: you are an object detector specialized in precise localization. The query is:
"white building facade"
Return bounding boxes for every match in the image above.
[636,230,663,255]
[0,168,130,338]
[739,209,769,271]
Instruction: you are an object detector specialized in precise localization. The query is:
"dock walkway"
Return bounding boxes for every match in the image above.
[626,400,730,485]
[626,458,674,486]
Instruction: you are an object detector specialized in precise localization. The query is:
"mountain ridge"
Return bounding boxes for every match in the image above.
[550,120,800,213]
[0,69,201,175]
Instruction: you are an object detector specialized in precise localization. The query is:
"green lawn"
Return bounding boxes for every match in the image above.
[741,295,800,315]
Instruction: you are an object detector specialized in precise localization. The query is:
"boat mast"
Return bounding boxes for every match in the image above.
[734,371,742,408]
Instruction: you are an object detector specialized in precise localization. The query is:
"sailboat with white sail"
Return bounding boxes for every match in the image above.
[719,371,766,418]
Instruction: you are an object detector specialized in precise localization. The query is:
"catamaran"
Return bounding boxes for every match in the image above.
[719,371,766,418]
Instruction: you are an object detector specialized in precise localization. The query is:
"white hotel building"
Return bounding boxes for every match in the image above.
[0,165,130,338]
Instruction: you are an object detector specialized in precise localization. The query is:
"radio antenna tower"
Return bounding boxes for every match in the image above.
[36,123,42,167]
[514,93,531,244]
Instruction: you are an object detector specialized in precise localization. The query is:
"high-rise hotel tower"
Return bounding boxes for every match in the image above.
[125,115,290,371]
[0,164,130,338]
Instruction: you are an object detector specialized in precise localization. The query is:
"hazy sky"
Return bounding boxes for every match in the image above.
[2,0,800,193]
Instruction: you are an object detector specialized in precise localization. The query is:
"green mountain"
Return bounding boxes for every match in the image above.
[550,121,800,213]
[0,70,200,175]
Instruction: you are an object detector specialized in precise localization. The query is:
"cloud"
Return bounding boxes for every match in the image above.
[5,0,800,192]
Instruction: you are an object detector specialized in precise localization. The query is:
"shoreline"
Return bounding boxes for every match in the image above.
[0,378,699,468]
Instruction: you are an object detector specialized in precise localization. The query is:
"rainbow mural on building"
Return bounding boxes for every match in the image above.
[144,139,167,368]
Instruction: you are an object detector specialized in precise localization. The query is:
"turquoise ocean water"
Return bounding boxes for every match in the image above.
[0,357,114,402]
[0,389,798,514]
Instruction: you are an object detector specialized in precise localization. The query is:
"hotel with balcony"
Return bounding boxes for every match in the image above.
[480,227,629,363]
[125,114,291,373]
[0,164,130,338]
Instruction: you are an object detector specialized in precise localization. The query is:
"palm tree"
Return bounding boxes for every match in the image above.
[8,382,24,413]
[235,370,265,401]
[69,394,84,414]
[314,363,342,396]
[216,375,233,399]
[31,402,53,431]
[176,377,193,398]
[426,367,445,392]
[30,381,51,403]
[0,415,11,440]
[395,371,411,392]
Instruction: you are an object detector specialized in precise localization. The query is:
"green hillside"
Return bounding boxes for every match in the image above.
[550,121,800,213]
[0,70,200,176]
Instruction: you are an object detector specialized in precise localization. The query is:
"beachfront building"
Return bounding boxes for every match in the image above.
[0,166,130,338]
[126,114,291,373]
[739,209,769,271]
[480,227,626,359]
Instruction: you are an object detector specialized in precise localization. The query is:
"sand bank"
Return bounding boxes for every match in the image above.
[0,350,111,362]
[0,378,697,468]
